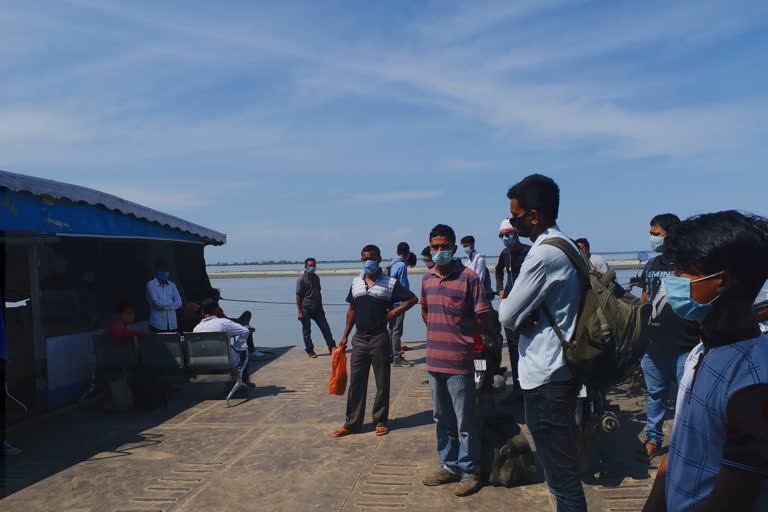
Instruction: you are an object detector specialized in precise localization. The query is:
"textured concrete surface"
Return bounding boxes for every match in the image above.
[1,343,669,511]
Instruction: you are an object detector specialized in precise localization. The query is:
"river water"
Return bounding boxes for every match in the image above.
[212,268,646,349]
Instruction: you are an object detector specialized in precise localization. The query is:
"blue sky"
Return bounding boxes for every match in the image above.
[3,0,768,263]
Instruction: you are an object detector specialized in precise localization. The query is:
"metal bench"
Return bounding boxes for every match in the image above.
[137,333,185,371]
[182,332,251,407]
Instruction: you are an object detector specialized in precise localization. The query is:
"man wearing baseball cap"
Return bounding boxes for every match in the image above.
[494,218,531,392]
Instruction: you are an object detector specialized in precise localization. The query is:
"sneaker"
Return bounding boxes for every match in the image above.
[308,352,318,359]
[1,441,22,456]
[454,473,483,497]
[422,467,461,486]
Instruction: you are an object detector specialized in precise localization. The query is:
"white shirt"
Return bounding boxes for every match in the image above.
[464,250,489,294]
[498,226,581,389]
[146,278,182,330]
[193,316,251,369]
[589,253,610,273]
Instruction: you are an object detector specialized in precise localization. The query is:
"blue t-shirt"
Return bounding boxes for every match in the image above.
[389,258,409,306]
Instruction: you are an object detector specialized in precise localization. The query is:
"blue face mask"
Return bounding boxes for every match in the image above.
[664,272,722,323]
[650,235,665,253]
[464,247,473,255]
[362,260,379,275]
[157,272,169,281]
[306,266,316,274]
[431,250,453,266]
[501,235,516,248]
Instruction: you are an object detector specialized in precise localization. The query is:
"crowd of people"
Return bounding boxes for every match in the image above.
[5,173,767,512]
[295,173,768,511]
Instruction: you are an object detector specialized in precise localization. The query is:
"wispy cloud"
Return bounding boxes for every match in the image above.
[348,190,443,204]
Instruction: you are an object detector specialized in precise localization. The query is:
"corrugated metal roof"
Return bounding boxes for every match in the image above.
[0,170,226,245]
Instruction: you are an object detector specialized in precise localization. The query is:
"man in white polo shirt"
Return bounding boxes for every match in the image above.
[145,262,182,332]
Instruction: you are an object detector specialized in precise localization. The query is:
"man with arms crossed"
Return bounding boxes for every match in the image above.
[499,174,587,511]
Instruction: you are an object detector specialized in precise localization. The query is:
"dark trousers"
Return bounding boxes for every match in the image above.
[387,312,405,355]
[524,380,587,512]
[233,311,255,352]
[344,332,391,431]
[504,328,520,386]
[300,308,336,354]
[0,359,5,445]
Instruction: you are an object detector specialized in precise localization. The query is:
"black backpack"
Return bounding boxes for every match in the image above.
[540,238,650,387]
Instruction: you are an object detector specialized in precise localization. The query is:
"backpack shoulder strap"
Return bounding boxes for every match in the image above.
[541,237,589,277]
[539,236,589,351]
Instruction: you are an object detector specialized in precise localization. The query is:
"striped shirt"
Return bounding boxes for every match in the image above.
[421,260,491,374]
[346,271,415,334]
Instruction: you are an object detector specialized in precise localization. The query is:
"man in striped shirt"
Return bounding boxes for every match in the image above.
[421,224,491,497]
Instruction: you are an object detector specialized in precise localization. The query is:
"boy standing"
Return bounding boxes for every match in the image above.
[643,211,768,511]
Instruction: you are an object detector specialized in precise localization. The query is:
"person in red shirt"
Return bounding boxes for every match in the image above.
[107,304,142,338]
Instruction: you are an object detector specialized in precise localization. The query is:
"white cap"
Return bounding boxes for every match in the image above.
[499,217,516,234]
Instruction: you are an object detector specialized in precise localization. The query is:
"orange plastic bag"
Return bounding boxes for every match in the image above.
[328,347,348,396]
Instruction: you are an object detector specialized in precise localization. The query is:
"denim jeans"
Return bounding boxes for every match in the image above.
[641,351,688,444]
[524,380,586,512]
[300,308,336,354]
[428,371,480,476]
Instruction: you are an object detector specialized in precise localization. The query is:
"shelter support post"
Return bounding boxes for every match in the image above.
[28,242,47,406]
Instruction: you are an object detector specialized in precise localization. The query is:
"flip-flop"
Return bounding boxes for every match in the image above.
[332,427,352,438]
[375,426,389,436]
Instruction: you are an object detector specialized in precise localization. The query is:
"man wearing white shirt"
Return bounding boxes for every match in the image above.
[575,237,610,273]
[460,235,491,298]
[193,299,252,377]
[145,263,182,332]
[498,174,587,512]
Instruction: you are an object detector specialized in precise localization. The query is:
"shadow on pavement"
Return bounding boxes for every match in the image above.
[0,346,291,499]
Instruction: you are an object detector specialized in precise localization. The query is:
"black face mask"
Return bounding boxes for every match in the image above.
[509,210,533,238]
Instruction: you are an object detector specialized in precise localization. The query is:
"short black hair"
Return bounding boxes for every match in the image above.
[155,261,169,271]
[421,246,432,257]
[201,298,220,316]
[208,288,221,298]
[116,302,134,314]
[664,211,768,300]
[361,244,381,259]
[396,242,410,255]
[429,224,456,244]
[506,174,560,220]
[650,213,681,232]
[304,257,316,266]
[574,238,590,250]
[460,236,475,245]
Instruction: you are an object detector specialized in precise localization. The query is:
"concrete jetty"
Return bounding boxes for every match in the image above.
[0,344,664,511]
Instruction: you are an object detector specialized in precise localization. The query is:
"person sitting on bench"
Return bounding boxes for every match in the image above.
[193,299,254,386]
[107,303,143,338]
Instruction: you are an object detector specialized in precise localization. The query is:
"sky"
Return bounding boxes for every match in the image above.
[2,0,768,263]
